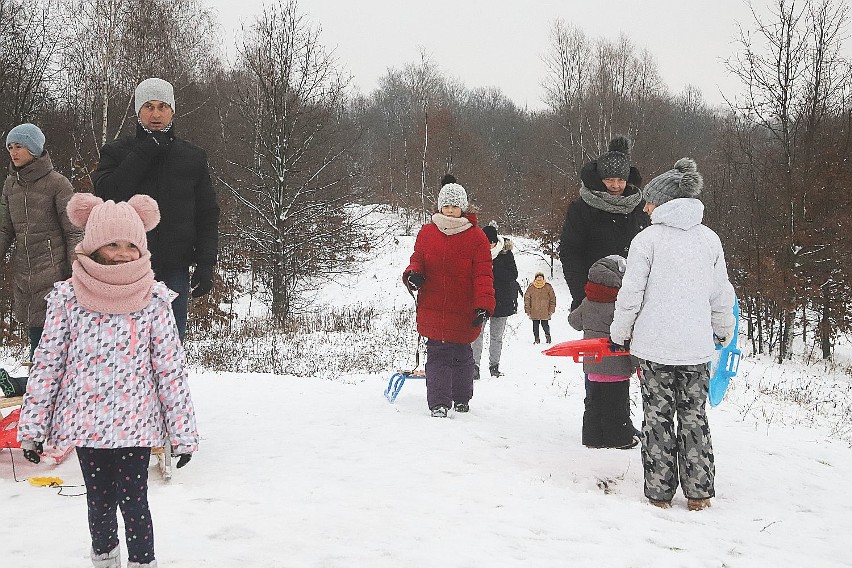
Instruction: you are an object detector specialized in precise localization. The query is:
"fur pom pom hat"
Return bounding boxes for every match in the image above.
[643,158,704,206]
[596,136,632,181]
[134,77,176,115]
[438,182,469,211]
[67,193,160,256]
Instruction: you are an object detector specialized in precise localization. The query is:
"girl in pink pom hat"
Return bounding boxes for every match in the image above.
[17,193,198,568]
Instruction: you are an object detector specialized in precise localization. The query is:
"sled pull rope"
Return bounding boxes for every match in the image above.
[5,447,86,497]
[405,285,423,373]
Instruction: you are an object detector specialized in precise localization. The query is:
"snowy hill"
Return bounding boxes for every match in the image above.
[2,215,852,567]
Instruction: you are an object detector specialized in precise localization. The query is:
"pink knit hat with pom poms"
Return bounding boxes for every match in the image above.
[67,193,160,256]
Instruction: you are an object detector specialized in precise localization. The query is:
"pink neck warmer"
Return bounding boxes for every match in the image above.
[432,213,472,236]
[72,253,155,314]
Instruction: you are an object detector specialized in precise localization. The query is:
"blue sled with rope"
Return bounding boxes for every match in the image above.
[708,297,741,407]
[384,369,426,403]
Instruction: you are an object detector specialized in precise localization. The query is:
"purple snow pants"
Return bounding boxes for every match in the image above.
[425,339,474,409]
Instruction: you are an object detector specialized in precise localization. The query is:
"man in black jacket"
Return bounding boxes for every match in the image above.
[93,77,220,340]
[559,136,649,310]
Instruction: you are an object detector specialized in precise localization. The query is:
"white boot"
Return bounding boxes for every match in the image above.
[91,546,120,568]
[127,561,158,567]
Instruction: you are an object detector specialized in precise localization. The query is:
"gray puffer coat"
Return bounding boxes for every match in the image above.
[0,152,81,326]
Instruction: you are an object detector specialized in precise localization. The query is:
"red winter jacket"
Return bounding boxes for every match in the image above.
[404,214,496,343]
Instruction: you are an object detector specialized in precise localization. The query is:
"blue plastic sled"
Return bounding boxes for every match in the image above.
[384,370,426,403]
[708,298,741,407]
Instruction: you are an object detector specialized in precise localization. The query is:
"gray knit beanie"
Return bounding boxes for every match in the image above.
[596,136,632,180]
[588,255,627,288]
[437,182,469,211]
[643,158,703,206]
[6,123,45,156]
[134,78,176,115]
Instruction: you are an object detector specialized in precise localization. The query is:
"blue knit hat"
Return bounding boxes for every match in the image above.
[6,123,45,156]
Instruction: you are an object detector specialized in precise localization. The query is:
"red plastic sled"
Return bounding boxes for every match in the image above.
[1,406,74,465]
[542,337,631,363]
[1,408,22,448]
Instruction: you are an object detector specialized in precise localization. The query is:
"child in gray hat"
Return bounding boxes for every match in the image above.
[611,158,735,511]
[569,255,638,449]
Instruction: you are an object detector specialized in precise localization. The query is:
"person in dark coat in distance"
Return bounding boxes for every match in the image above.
[559,136,649,311]
[403,174,495,417]
[92,77,220,340]
[472,224,521,378]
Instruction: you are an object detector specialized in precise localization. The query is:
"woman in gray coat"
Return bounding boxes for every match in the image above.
[0,123,81,380]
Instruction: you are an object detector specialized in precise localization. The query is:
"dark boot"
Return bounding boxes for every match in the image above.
[489,364,502,377]
[545,333,552,344]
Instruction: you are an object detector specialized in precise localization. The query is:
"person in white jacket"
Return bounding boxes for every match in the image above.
[610,158,735,512]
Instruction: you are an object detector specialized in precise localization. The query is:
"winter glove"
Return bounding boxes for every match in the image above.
[405,272,425,291]
[22,441,43,464]
[472,308,488,327]
[609,338,630,353]
[713,334,726,347]
[136,130,173,159]
[175,454,192,468]
[191,264,215,298]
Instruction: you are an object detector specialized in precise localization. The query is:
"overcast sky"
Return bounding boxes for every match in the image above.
[206,0,767,110]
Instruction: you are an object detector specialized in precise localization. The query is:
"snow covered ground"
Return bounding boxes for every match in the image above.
[2,219,852,567]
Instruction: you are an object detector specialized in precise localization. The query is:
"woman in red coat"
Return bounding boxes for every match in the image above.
[403,175,495,417]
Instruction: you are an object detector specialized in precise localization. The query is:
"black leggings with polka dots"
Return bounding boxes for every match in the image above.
[77,447,155,564]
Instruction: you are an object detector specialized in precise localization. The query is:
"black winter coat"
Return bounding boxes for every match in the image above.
[560,161,649,310]
[92,124,220,270]
[492,238,521,318]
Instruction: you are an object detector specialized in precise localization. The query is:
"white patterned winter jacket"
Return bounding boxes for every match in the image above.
[610,198,736,366]
[17,281,198,454]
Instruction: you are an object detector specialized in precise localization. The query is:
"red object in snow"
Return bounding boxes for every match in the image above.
[0,408,22,449]
[542,337,631,363]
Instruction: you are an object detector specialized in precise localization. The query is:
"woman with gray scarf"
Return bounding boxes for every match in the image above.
[559,136,649,311]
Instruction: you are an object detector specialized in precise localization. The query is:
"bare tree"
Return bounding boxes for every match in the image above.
[724,0,851,361]
[221,0,370,322]
[56,0,218,185]
[0,0,62,130]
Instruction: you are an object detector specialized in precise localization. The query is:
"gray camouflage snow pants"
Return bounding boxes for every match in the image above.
[638,360,715,502]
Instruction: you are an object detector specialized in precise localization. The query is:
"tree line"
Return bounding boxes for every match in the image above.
[1,0,849,364]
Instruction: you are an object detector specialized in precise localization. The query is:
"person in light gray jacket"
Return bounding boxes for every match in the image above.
[610,158,735,512]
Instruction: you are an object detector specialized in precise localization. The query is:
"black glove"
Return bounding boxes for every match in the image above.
[137,130,172,158]
[175,454,192,468]
[23,441,43,464]
[609,338,630,352]
[406,272,425,291]
[472,308,488,327]
[191,264,215,298]
[713,334,726,346]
